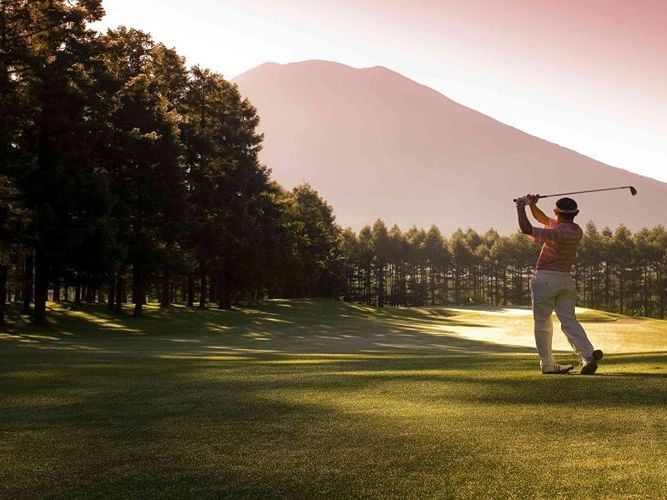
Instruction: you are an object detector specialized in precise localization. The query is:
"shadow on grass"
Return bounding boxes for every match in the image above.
[0,300,528,356]
[2,350,667,498]
[2,299,665,498]
[0,359,496,497]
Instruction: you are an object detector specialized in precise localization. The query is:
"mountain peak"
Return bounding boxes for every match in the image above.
[235,60,408,81]
[234,60,667,233]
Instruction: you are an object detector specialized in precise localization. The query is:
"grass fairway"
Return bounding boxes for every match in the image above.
[1,300,666,498]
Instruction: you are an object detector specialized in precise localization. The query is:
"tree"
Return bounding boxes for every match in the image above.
[609,226,635,315]
[100,27,187,316]
[281,184,342,298]
[371,220,389,307]
[424,225,447,305]
[181,66,275,308]
[449,230,472,304]
[405,227,427,306]
[7,0,111,323]
[387,225,407,307]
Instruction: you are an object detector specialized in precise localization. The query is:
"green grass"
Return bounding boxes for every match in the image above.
[1,300,666,498]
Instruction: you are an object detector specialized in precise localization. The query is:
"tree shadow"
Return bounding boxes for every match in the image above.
[2,351,666,498]
[0,300,529,356]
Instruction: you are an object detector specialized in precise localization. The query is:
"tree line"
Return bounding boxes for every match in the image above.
[1,1,665,324]
[0,0,341,324]
[340,220,667,319]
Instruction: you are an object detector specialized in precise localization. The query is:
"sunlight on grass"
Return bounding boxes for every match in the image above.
[447,306,531,316]
[260,317,293,324]
[1,300,666,498]
[244,332,270,341]
[56,306,143,334]
[440,306,667,354]
[159,354,253,361]
[0,333,60,342]
[202,322,234,332]
[255,359,352,365]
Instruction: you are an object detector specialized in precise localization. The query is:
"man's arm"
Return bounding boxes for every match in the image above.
[517,203,533,235]
[528,195,551,226]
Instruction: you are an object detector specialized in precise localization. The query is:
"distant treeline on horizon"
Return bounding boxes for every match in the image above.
[1,1,666,325]
[339,220,667,319]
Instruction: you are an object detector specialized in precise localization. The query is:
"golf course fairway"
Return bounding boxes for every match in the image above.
[2,300,666,498]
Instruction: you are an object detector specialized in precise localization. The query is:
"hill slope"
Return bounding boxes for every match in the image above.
[234,60,667,233]
[2,300,665,355]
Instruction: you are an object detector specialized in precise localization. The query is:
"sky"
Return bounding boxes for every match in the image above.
[95,0,667,183]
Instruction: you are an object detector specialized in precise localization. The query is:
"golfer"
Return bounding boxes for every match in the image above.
[516,195,602,375]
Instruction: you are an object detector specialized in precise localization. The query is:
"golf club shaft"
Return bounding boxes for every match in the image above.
[537,186,635,199]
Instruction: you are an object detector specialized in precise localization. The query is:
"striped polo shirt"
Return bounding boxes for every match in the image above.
[532,218,583,272]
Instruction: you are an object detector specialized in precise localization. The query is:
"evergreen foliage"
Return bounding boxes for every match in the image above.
[0,1,665,322]
[340,222,667,319]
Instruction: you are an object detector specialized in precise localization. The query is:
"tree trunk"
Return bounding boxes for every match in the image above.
[658,269,665,320]
[121,278,127,304]
[429,266,434,305]
[114,271,124,314]
[0,264,7,325]
[377,259,385,308]
[217,272,225,309]
[198,266,207,309]
[186,272,195,307]
[364,266,371,306]
[160,265,170,308]
[52,277,61,302]
[22,252,33,314]
[454,268,461,305]
[209,274,217,305]
[218,271,232,310]
[132,265,144,317]
[619,273,625,315]
[33,249,48,325]
[222,277,232,310]
[89,281,97,303]
[442,265,449,306]
[107,276,116,311]
[643,266,649,317]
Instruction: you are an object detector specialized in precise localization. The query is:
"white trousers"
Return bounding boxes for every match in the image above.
[530,270,595,366]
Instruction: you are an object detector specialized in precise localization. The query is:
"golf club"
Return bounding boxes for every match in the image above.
[514,185,637,203]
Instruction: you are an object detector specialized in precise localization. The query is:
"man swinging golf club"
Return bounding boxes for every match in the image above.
[515,194,603,375]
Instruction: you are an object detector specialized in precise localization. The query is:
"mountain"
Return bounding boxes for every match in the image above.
[234,60,667,234]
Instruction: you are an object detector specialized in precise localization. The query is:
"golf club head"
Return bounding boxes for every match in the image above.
[629,186,638,196]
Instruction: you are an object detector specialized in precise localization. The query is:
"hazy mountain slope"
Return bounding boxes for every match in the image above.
[234,60,667,233]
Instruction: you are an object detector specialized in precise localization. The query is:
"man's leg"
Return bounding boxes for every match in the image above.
[554,279,595,363]
[531,276,557,368]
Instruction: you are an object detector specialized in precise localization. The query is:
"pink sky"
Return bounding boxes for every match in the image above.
[96,0,667,183]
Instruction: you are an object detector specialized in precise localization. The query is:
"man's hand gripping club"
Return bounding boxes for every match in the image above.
[515,194,542,235]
